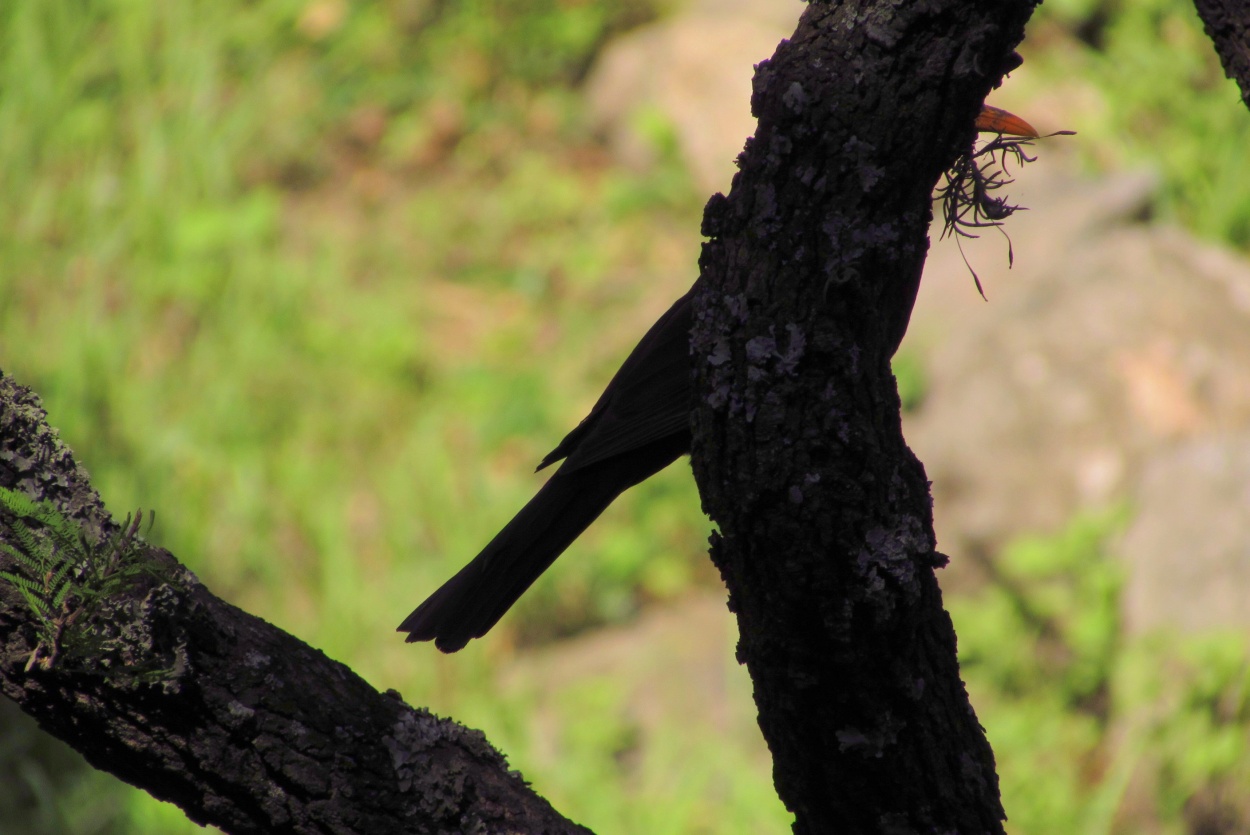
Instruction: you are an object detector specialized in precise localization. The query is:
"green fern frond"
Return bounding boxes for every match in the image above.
[0,487,42,519]
[0,541,27,564]
[8,522,44,569]
[2,573,54,622]
[0,485,164,672]
[50,565,76,609]
[1,570,46,602]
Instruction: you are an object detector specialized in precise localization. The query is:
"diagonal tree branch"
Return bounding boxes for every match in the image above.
[0,369,588,835]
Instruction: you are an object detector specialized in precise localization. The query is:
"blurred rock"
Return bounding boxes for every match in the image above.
[501,592,763,767]
[584,1,804,194]
[1119,433,1250,635]
[903,161,1250,631]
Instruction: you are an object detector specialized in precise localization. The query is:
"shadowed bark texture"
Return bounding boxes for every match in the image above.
[690,1,1035,833]
[0,370,588,834]
[1192,0,1250,108]
[1,0,1050,832]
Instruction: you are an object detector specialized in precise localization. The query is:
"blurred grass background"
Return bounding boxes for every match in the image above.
[0,0,1247,833]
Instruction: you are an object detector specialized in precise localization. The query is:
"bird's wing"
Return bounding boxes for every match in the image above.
[538,286,695,474]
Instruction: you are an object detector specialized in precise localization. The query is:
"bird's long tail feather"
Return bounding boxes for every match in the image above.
[399,435,686,652]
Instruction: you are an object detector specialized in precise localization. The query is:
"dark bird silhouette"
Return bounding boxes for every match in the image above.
[400,289,694,651]
[399,105,1037,652]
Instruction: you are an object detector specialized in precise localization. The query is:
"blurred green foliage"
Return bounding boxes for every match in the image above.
[891,350,928,412]
[1,0,1247,832]
[954,510,1250,834]
[1023,0,1250,246]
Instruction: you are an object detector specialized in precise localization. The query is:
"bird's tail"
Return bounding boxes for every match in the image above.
[398,439,684,652]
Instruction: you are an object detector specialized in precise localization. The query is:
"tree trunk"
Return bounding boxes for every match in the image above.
[1192,0,1250,108]
[690,1,1034,832]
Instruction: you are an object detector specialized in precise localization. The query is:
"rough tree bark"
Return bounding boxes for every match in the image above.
[0,372,588,833]
[1191,0,1250,108]
[0,0,1039,832]
[690,1,1034,833]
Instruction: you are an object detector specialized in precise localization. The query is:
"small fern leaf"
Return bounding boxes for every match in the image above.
[0,541,29,564]
[0,569,33,589]
[9,522,45,568]
[13,584,52,623]
[0,487,41,518]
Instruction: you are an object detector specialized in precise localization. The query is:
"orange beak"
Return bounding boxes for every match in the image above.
[975,104,1038,138]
